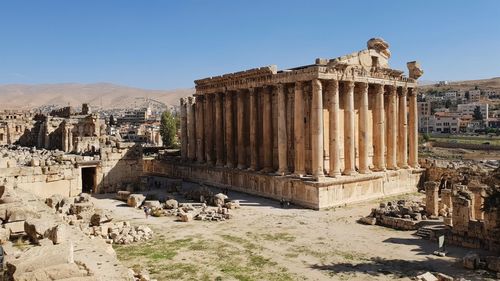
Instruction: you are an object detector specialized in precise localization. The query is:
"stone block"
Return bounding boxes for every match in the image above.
[127,194,146,208]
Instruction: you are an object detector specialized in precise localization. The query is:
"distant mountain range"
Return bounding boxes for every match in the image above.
[0,83,194,110]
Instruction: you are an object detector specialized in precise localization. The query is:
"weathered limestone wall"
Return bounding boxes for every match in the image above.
[143,159,422,209]
[0,165,81,198]
[97,144,144,193]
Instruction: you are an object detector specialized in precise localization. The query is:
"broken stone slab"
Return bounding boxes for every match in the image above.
[358,216,377,225]
[70,202,94,215]
[45,194,65,209]
[415,272,438,281]
[90,212,113,227]
[46,224,67,244]
[179,213,193,222]
[6,242,74,279]
[75,193,91,203]
[24,218,54,243]
[143,200,161,209]
[127,194,146,208]
[15,262,87,281]
[164,199,178,209]
[116,190,131,201]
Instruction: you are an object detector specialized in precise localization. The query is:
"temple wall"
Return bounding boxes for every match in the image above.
[142,159,422,209]
[0,165,81,198]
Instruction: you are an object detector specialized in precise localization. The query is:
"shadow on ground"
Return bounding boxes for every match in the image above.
[310,256,494,280]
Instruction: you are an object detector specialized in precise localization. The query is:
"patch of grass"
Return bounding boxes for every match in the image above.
[260,232,296,242]
[116,235,297,281]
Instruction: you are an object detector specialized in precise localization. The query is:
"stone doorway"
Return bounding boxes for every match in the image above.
[81,167,96,193]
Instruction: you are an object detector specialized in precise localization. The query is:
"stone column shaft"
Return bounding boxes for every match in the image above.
[277,84,288,175]
[180,98,188,161]
[197,96,205,163]
[327,80,341,177]
[237,90,246,169]
[204,94,215,165]
[343,81,356,175]
[262,86,273,172]
[409,88,419,167]
[387,86,398,169]
[187,97,196,161]
[225,92,234,168]
[398,87,409,168]
[249,89,258,171]
[311,79,324,179]
[215,93,224,166]
[358,82,370,174]
[294,82,305,176]
[373,84,386,171]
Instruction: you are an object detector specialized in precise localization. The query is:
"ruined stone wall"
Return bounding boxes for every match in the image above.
[0,165,81,198]
[97,143,143,193]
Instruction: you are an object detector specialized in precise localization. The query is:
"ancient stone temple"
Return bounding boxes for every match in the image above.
[146,38,425,209]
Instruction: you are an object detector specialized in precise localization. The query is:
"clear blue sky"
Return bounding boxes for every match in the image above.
[0,0,499,89]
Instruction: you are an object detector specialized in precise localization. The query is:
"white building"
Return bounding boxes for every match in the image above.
[457,103,489,120]
[429,112,461,133]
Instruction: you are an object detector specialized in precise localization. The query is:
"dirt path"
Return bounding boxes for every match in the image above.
[91,184,495,281]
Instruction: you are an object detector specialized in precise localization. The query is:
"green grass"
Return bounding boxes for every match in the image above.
[430,135,500,146]
[115,235,296,281]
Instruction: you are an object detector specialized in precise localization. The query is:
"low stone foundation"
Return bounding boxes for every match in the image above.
[143,159,424,209]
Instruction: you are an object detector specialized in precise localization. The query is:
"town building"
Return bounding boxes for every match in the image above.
[457,102,489,120]
[468,89,481,102]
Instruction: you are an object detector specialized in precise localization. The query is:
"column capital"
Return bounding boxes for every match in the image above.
[180,97,186,105]
[408,87,417,96]
[344,80,355,90]
[187,96,195,105]
[400,86,408,97]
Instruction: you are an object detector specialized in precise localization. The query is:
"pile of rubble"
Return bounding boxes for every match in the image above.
[359,199,431,230]
[46,192,153,245]
[0,144,103,169]
[117,188,241,223]
[0,185,134,280]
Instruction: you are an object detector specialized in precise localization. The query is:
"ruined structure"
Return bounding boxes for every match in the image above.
[146,38,424,209]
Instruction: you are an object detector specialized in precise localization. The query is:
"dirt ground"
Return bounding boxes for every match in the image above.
[92,184,496,281]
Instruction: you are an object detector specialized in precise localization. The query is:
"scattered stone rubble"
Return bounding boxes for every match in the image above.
[0,144,98,168]
[359,199,430,230]
[116,186,241,223]
[0,185,134,280]
[45,192,153,245]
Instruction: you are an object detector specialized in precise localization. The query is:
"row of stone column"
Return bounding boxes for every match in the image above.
[180,79,419,180]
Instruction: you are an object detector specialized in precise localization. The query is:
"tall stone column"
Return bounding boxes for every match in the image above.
[180,98,188,161]
[293,81,305,176]
[187,97,196,161]
[215,93,224,166]
[343,81,356,175]
[68,126,73,153]
[358,82,370,174]
[398,87,409,168]
[408,88,419,167]
[262,86,273,172]
[386,85,398,170]
[277,84,288,175]
[204,94,215,165]
[311,79,325,180]
[237,90,246,169]
[225,91,235,168]
[197,96,205,163]
[327,80,341,177]
[373,84,386,171]
[249,88,258,171]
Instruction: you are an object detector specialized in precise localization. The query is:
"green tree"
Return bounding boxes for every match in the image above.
[473,106,483,121]
[160,110,178,148]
